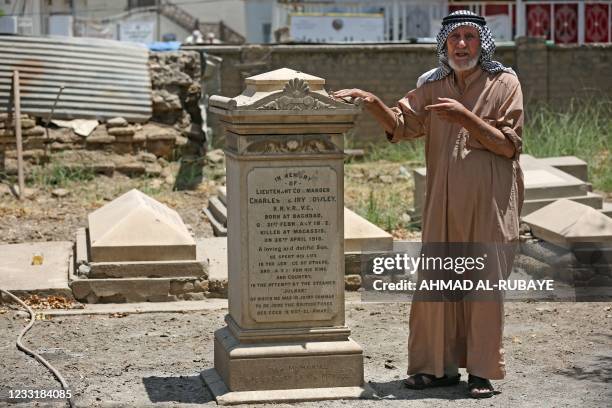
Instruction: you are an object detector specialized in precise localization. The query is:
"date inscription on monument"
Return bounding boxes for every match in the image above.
[247,166,339,322]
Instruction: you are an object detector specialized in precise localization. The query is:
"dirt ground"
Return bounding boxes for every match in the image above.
[1,158,610,407]
[0,296,610,407]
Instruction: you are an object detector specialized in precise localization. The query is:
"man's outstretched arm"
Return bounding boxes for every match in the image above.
[332,89,397,134]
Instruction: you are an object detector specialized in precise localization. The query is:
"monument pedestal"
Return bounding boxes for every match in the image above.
[202,68,372,404]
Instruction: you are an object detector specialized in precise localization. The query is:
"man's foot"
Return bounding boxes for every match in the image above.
[467,374,495,398]
[404,373,461,390]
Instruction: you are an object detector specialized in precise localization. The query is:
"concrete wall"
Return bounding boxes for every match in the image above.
[199,39,611,146]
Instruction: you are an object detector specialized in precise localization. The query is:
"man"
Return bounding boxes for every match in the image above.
[333,10,524,399]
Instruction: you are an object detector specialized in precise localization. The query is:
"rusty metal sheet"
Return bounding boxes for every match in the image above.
[0,35,152,122]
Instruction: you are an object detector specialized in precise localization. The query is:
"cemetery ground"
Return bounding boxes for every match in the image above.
[0,294,610,406]
[0,153,611,407]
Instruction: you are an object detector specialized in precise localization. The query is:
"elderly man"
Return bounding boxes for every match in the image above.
[333,10,523,398]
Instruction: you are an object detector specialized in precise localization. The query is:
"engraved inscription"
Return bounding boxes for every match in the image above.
[247,166,339,322]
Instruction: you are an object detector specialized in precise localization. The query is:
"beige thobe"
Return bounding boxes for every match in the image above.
[387,68,524,379]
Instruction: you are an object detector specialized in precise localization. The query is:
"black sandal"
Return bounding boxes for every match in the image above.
[467,374,495,398]
[404,373,461,390]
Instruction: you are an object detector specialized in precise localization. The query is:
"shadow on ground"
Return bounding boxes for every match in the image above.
[143,374,213,404]
[368,379,475,400]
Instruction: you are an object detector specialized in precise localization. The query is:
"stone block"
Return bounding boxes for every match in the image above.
[108,126,135,137]
[521,154,588,200]
[601,202,612,218]
[521,192,604,217]
[112,142,134,155]
[538,156,588,182]
[87,189,196,262]
[87,133,116,144]
[23,126,45,136]
[523,199,612,248]
[146,139,175,159]
[344,208,393,252]
[144,162,162,177]
[344,274,362,291]
[106,117,128,128]
[0,242,73,297]
[213,327,365,391]
[115,162,145,176]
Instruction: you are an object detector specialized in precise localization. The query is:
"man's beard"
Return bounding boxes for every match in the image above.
[448,45,481,72]
[448,54,480,72]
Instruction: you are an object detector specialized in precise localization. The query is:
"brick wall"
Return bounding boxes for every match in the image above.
[199,41,611,145]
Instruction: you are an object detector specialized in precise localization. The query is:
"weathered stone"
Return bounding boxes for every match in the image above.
[539,156,588,182]
[52,119,99,137]
[183,292,206,301]
[146,140,175,159]
[4,118,36,129]
[132,132,146,143]
[144,162,162,177]
[87,189,196,262]
[51,188,70,198]
[345,208,393,252]
[49,128,81,144]
[206,149,225,164]
[112,142,134,155]
[175,135,188,146]
[195,280,209,292]
[345,274,362,291]
[115,162,145,176]
[108,126,135,137]
[106,117,128,128]
[138,151,157,163]
[23,126,45,136]
[146,129,178,141]
[523,199,612,248]
[87,133,116,144]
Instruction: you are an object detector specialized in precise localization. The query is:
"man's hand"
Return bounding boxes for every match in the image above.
[425,97,470,124]
[331,89,375,104]
[331,89,397,135]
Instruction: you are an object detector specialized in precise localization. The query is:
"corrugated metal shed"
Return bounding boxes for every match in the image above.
[0,35,152,122]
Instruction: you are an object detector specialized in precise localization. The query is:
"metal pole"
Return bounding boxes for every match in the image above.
[43,85,65,167]
[13,70,25,200]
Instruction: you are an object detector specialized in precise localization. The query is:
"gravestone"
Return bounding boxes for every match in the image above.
[88,188,196,262]
[201,68,372,404]
[523,199,612,248]
[70,189,208,303]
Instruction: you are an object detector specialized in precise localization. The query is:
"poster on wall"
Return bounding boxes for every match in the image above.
[290,13,384,43]
[119,20,155,44]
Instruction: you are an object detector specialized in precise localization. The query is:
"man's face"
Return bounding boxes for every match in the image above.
[446,26,481,72]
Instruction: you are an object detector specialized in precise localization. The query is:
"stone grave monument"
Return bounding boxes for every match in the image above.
[200,68,373,404]
[70,189,209,302]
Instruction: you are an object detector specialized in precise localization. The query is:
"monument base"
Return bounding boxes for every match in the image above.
[201,368,375,405]
[202,326,374,404]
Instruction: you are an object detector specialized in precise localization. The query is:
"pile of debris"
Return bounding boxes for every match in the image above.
[1,45,206,180]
